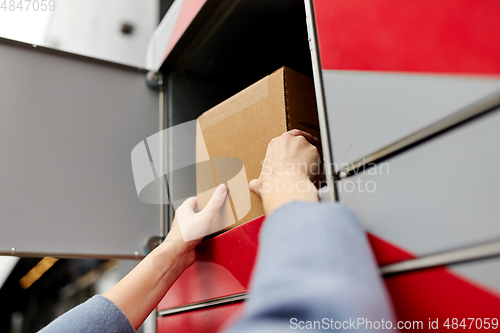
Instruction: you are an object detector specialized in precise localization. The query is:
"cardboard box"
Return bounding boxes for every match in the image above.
[196,67,320,235]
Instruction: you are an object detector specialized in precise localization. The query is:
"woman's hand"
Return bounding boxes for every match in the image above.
[249,129,320,216]
[161,184,227,272]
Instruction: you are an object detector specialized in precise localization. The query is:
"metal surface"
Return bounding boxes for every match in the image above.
[145,71,167,244]
[304,0,336,201]
[450,256,500,294]
[311,0,500,316]
[159,87,166,239]
[337,88,500,179]
[166,75,175,230]
[155,238,500,315]
[157,292,248,317]
[156,301,243,333]
[339,109,500,258]
[155,72,166,240]
[146,71,165,90]
[320,71,500,172]
[381,240,500,276]
[0,250,145,260]
[384,256,500,327]
[0,38,159,257]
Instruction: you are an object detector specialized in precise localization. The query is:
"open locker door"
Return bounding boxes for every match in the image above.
[306,0,500,326]
[0,37,160,259]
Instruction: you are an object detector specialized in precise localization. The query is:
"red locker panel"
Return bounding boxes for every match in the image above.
[368,234,415,267]
[385,266,500,332]
[312,0,500,74]
[158,215,417,312]
[157,235,500,332]
[311,0,500,261]
[158,216,265,311]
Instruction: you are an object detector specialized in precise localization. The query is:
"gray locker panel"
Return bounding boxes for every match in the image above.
[338,109,500,257]
[0,39,159,257]
[450,257,500,294]
[322,70,500,170]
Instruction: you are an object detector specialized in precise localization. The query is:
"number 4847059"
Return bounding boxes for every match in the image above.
[0,0,56,11]
[444,318,498,330]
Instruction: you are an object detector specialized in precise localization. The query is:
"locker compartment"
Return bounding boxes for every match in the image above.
[339,108,500,260]
[322,72,500,169]
[164,0,313,127]
[159,0,316,313]
[313,0,500,170]
[158,213,443,312]
[163,0,316,220]
[155,1,500,329]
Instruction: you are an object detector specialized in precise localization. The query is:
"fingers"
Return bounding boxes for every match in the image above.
[199,184,227,218]
[287,129,318,144]
[249,179,262,197]
[181,197,198,211]
[174,197,197,220]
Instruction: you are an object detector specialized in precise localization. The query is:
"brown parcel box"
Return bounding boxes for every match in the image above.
[196,67,320,236]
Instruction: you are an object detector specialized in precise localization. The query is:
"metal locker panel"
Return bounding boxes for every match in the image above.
[308,0,500,178]
[338,108,500,257]
[321,71,500,169]
[450,257,500,295]
[0,38,159,258]
[157,302,243,333]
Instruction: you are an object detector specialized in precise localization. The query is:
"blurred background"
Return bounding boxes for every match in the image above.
[0,1,173,332]
[0,257,147,333]
[0,0,174,67]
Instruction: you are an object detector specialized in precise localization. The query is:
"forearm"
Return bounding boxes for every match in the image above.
[103,241,187,330]
[38,296,134,333]
[100,186,227,329]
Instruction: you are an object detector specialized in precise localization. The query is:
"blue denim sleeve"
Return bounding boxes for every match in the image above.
[38,295,135,333]
[224,202,397,332]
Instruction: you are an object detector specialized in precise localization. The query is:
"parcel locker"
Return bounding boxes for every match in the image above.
[150,0,321,330]
[150,0,500,331]
[309,0,500,330]
[1,0,499,331]
[338,110,500,258]
[310,0,500,272]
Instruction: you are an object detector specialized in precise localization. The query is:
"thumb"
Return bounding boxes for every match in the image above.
[249,179,262,197]
[180,197,198,212]
[200,184,227,219]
